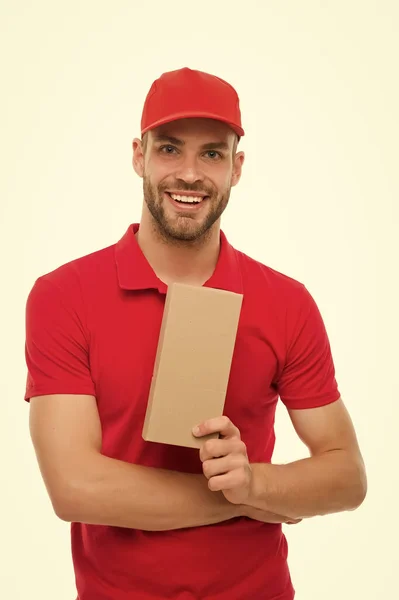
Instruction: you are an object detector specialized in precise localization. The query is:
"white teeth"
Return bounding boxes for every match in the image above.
[170,194,204,203]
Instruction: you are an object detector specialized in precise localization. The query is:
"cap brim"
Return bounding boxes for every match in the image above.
[141,110,245,138]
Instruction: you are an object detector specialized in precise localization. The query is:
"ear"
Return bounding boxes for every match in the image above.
[132,138,144,178]
[231,151,245,187]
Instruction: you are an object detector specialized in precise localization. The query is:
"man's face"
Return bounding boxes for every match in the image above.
[133,118,244,242]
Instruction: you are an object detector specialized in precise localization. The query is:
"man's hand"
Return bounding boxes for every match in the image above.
[192,416,253,505]
[244,505,302,525]
[193,416,302,525]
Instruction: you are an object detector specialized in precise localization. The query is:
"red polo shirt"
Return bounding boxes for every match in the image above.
[25,223,340,600]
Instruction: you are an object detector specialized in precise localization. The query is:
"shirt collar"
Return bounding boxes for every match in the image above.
[115,223,243,294]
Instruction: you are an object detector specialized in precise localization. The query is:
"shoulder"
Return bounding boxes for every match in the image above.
[27,243,117,309]
[32,243,116,290]
[235,247,308,303]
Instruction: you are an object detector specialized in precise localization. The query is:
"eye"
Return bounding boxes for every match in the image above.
[159,145,178,154]
[204,150,222,160]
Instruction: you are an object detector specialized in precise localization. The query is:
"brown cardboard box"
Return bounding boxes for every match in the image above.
[142,282,243,449]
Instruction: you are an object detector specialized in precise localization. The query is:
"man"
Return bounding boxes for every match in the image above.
[25,67,367,600]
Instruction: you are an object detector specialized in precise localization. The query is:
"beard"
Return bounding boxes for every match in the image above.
[142,174,231,244]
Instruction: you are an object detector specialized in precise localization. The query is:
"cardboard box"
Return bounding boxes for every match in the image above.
[142,282,243,449]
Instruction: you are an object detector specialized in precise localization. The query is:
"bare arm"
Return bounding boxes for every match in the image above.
[30,394,292,531]
[29,394,242,531]
[246,399,367,520]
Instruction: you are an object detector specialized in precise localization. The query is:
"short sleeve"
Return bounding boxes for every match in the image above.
[24,275,96,401]
[277,285,341,409]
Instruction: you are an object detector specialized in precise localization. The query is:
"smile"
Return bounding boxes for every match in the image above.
[165,192,209,208]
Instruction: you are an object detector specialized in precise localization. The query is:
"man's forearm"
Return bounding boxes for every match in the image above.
[59,454,241,530]
[246,450,367,520]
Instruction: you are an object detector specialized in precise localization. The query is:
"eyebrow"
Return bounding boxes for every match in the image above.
[153,135,230,151]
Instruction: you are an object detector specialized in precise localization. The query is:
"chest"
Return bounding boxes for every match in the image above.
[88,290,281,462]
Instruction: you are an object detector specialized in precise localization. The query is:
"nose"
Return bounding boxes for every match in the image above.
[174,155,205,185]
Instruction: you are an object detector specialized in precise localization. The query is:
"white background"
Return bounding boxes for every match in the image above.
[1,1,398,598]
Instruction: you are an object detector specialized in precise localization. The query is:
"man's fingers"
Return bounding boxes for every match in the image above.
[199,437,246,462]
[207,471,245,492]
[193,415,240,440]
[202,454,247,479]
[286,519,303,525]
[245,506,303,525]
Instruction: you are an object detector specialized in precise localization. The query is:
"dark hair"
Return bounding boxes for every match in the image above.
[141,132,148,154]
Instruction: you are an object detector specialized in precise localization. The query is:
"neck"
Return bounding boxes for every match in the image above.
[136,208,221,287]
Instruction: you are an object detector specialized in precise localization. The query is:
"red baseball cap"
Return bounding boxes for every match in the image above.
[140,67,245,138]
